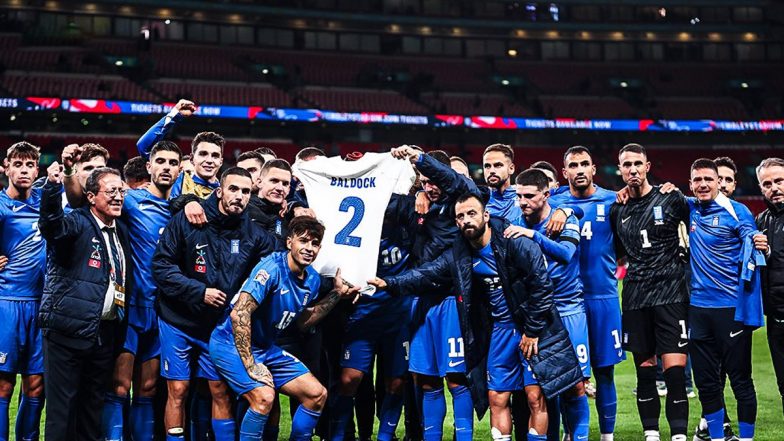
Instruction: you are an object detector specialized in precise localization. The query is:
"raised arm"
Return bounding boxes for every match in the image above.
[38,162,79,242]
[390,145,479,202]
[137,99,195,159]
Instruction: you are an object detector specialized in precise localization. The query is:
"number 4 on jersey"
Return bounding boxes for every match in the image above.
[581,221,593,240]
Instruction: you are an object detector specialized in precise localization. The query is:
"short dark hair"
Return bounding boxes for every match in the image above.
[714,156,737,176]
[450,156,469,168]
[455,192,485,208]
[255,147,277,158]
[530,160,558,179]
[85,167,121,194]
[691,158,718,174]
[182,154,192,162]
[427,150,450,166]
[219,166,252,185]
[78,143,110,164]
[150,140,182,160]
[483,143,514,162]
[123,156,150,183]
[618,143,646,159]
[296,147,326,162]
[260,159,292,177]
[191,131,225,155]
[287,215,326,242]
[563,145,592,163]
[237,150,265,167]
[6,141,40,161]
[515,168,550,191]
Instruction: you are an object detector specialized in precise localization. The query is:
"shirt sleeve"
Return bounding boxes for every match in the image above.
[240,258,279,306]
[136,111,182,159]
[531,215,579,265]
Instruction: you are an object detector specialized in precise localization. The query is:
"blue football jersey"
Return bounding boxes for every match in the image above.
[472,242,513,324]
[122,189,171,309]
[353,235,412,318]
[550,186,618,300]
[214,251,321,350]
[0,188,46,300]
[689,196,758,308]
[487,187,522,222]
[521,211,584,315]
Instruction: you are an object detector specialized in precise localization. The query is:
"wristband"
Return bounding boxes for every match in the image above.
[63,167,74,177]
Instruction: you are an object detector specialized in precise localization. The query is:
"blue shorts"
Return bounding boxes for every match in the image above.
[209,334,309,395]
[487,324,536,392]
[561,310,591,378]
[123,307,160,362]
[0,300,43,375]
[409,296,465,377]
[341,312,409,377]
[585,297,625,367]
[158,318,219,381]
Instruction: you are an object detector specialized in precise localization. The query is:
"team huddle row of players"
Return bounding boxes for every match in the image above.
[1,99,782,441]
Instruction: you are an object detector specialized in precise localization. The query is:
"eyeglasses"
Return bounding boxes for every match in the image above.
[99,188,128,198]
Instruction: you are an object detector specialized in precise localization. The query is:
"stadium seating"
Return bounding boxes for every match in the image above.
[297,86,429,114]
[149,79,292,107]
[1,72,159,101]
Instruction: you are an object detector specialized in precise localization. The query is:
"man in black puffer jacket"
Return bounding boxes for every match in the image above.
[755,157,784,416]
[152,167,278,440]
[369,193,582,438]
[38,165,133,441]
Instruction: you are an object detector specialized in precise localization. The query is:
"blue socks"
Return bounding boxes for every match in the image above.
[739,421,755,440]
[449,385,473,441]
[594,366,618,435]
[0,396,9,441]
[290,405,321,441]
[422,388,446,441]
[528,432,548,441]
[378,393,404,441]
[705,408,726,440]
[189,395,211,441]
[211,418,235,441]
[15,394,43,441]
[240,408,268,441]
[130,396,155,441]
[102,393,127,441]
[328,394,354,441]
[563,394,590,440]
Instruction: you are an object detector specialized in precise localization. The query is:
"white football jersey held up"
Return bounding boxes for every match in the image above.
[293,153,415,293]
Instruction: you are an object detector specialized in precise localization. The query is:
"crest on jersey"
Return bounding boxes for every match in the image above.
[712,216,720,226]
[231,239,240,254]
[653,206,664,225]
[0,352,6,364]
[254,269,270,285]
[88,242,102,269]
[596,204,606,222]
[194,250,207,274]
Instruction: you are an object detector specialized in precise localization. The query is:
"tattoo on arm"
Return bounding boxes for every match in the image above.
[231,292,259,371]
[297,290,341,331]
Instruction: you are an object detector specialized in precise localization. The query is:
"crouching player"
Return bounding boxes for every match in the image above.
[209,216,359,441]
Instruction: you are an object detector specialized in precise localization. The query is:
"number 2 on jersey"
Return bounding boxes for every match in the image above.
[335,196,365,247]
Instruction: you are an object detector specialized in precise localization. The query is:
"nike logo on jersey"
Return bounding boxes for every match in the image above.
[673,399,687,404]
[280,289,290,294]
[138,203,154,211]
[678,342,688,348]
[91,237,101,244]
[195,243,208,249]
[448,360,465,368]
[11,204,25,212]
[730,330,743,338]
[622,217,631,224]
[638,397,654,402]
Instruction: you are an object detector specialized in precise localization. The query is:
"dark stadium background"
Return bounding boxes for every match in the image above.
[0,0,782,213]
[1,1,784,439]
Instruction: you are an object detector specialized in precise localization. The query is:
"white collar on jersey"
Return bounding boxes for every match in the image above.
[714,192,738,222]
